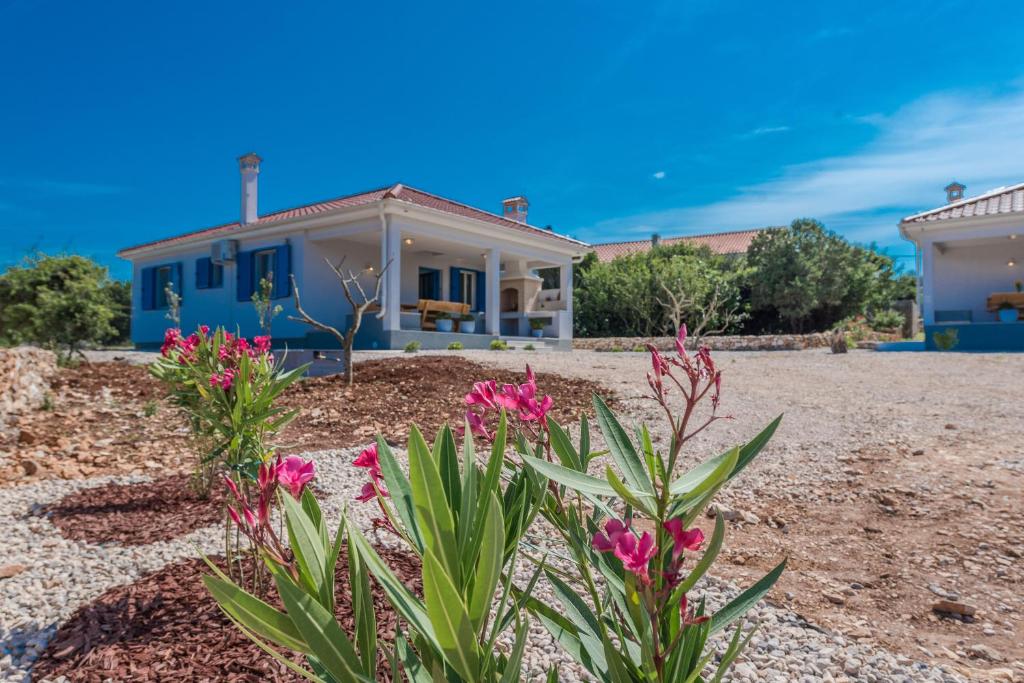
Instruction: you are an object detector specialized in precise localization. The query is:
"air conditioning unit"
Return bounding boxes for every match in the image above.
[211,239,238,264]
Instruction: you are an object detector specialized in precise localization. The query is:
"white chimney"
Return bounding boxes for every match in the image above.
[502,196,529,223]
[238,152,262,224]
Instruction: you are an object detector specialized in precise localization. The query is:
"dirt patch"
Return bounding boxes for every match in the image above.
[45,475,224,546]
[2,356,609,486]
[280,355,605,451]
[711,436,1024,679]
[33,547,422,682]
[0,361,193,484]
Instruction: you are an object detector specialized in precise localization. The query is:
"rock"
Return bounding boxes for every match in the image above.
[741,510,761,525]
[17,429,38,445]
[707,504,740,521]
[20,459,41,476]
[944,423,957,430]
[967,643,1002,662]
[932,600,977,617]
[0,564,26,579]
[911,448,925,456]
[823,592,846,605]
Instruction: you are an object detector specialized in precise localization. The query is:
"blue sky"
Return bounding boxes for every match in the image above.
[3,1,1024,280]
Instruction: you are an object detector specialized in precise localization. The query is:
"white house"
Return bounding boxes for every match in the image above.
[118,154,590,354]
[899,181,1024,351]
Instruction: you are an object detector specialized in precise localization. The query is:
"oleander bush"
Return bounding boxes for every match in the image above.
[205,326,784,681]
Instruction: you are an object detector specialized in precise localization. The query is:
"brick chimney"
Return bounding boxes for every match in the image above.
[502,196,529,223]
[238,152,262,225]
[944,181,965,204]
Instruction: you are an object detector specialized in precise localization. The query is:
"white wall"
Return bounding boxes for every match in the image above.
[932,241,1024,322]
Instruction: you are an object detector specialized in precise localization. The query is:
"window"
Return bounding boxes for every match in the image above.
[155,265,173,308]
[210,263,224,288]
[460,270,476,308]
[254,249,275,286]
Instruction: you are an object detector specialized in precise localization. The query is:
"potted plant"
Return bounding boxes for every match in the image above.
[529,317,546,338]
[459,312,477,333]
[1015,280,1022,293]
[434,311,453,332]
[997,301,1019,323]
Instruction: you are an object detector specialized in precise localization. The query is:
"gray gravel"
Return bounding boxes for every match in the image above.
[8,348,1012,681]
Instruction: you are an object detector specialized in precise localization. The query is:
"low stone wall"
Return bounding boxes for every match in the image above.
[573,333,831,352]
[1,347,57,420]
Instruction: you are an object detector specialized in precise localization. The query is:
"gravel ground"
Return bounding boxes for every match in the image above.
[9,347,1020,681]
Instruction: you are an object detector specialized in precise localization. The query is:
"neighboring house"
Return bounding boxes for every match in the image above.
[118,154,589,352]
[591,228,773,263]
[899,181,1024,351]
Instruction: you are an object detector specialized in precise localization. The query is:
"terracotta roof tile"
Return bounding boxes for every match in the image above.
[118,184,586,256]
[901,181,1024,224]
[591,228,772,262]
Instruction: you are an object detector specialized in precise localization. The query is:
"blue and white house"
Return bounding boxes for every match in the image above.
[118,154,589,354]
[900,181,1024,351]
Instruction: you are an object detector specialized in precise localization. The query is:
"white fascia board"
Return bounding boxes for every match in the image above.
[898,213,1024,244]
[383,199,588,259]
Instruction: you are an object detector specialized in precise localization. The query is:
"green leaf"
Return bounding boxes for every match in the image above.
[347,522,439,647]
[543,570,608,671]
[273,571,371,682]
[409,425,460,584]
[604,466,657,516]
[669,446,739,498]
[422,548,480,681]
[521,454,616,497]
[593,394,654,495]
[348,538,376,679]
[395,632,432,683]
[670,415,782,496]
[434,424,461,515]
[709,558,787,634]
[281,492,327,598]
[499,616,530,683]
[468,492,504,633]
[579,415,592,468]
[546,416,582,471]
[376,434,424,554]
[202,574,310,653]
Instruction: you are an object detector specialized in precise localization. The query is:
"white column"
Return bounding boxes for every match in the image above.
[382,221,402,332]
[921,241,935,325]
[486,248,501,336]
[559,261,573,340]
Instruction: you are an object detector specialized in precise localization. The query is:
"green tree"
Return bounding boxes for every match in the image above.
[745,219,904,333]
[0,253,119,359]
[102,278,132,344]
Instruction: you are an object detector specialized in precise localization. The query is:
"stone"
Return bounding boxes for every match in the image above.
[823,592,846,605]
[0,564,26,579]
[19,459,41,476]
[967,643,1002,662]
[912,448,925,456]
[932,600,977,617]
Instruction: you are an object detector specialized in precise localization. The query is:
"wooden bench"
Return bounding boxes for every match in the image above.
[986,292,1024,312]
[417,299,470,330]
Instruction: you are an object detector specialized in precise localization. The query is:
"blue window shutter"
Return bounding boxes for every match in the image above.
[141,267,155,310]
[432,269,440,300]
[273,244,291,299]
[237,251,253,302]
[196,258,211,289]
[450,267,462,303]
[475,269,486,313]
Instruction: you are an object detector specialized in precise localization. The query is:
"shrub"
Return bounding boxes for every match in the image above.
[207,420,544,681]
[933,328,959,351]
[489,339,508,351]
[632,344,646,352]
[870,309,904,332]
[0,252,125,359]
[151,326,307,588]
[529,317,547,330]
[523,343,535,351]
[447,341,464,350]
[404,340,421,353]
[464,328,785,682]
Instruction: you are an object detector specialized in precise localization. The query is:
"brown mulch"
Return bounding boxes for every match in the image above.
[45,474,225,546]
[280,355,608,451]
[2,356,612,485]
[33,547,422,682]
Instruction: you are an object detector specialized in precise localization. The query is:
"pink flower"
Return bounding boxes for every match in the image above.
[614,531,657,582]
[663,519,704,559]
[253,335,272,354]
[679,593,710,626]
[223,475,241,501]
[160,328,181,357]
[277,455,315,498]
[465,410,492,440]
[199,325,210,336]
[466,380,501,410]
[674,324,688,357]
[242,506,257,528]
[353,443,381,477]
[592,518,631,553]
[257,459,279,492]
[356,481,378,503]
[227,505,242,526]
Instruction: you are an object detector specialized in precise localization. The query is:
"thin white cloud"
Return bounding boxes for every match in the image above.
[587,87,1024,244]
[652,171,666,180]
[742,125,791,138]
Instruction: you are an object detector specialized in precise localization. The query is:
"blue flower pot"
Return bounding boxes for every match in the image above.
[436,318,454,332]
[459,319,476,334]
[531,329,544,338]
[998,308,1018,323]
